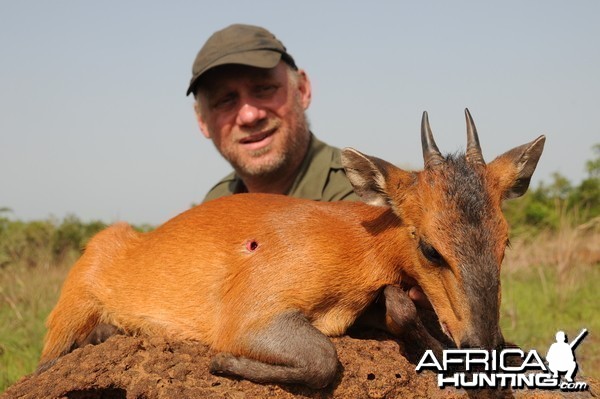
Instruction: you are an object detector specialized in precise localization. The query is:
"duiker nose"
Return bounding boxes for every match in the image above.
[459,339,475,349]
[459,331,485,349]
[460,329,503,350]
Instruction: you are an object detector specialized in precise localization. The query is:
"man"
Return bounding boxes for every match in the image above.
[186,24,359,203]
[186,24,430,309]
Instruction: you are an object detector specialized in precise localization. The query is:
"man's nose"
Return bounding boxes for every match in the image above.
[236,103,266,126]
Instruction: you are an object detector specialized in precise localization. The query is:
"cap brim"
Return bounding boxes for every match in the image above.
[186,50,282,96]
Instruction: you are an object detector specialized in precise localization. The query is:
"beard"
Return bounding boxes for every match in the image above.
[222,97,311,179]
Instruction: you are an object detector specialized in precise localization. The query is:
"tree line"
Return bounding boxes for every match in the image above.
[503,144,600,235]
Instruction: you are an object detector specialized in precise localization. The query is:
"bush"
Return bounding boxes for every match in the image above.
[0,214,107,270]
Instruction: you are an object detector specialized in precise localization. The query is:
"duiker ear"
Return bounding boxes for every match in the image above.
[489,135,546,199]
[341,148,413,207]
[341,148,391,206]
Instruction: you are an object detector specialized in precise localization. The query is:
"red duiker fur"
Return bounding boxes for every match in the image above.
[39,109,545,388]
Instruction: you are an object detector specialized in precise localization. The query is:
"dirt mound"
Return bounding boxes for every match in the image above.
[2,332,596,399]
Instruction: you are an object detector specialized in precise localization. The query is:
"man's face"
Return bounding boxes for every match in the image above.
[195,61,312,178]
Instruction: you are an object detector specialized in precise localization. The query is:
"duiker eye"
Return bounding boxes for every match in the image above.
[419,240,444,265]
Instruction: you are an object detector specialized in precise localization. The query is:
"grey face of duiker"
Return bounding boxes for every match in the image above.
[430,154,506,349]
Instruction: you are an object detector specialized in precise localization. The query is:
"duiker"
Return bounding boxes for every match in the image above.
[40,109,545,388]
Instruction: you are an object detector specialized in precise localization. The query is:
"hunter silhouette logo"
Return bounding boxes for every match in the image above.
[546,329,587,383]
[416,328,589,391]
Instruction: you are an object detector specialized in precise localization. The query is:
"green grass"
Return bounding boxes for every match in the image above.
[500,264,600,380]
[0,260,70,392]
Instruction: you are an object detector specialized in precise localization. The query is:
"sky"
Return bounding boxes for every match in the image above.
[1,1,599,225]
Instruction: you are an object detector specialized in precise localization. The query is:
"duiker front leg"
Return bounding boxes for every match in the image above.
[210,311,339,389]
[383,285,445,362]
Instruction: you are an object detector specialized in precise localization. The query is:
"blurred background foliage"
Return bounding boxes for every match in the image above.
[503,143,600,235]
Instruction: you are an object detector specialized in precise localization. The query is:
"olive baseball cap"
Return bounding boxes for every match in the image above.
[186,24,297,96]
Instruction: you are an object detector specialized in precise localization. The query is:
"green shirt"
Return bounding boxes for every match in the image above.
[203,134,360,203]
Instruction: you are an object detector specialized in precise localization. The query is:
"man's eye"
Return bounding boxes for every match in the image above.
[212,94,236,109]
[255,85,277,97]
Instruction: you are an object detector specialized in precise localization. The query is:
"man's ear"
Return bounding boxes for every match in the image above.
[194,102,211,139]
[488,135,546,200]
[296,69,312,110]
[341,148,414,209]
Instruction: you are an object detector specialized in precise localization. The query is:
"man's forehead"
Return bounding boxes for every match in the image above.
[198,63,286,93]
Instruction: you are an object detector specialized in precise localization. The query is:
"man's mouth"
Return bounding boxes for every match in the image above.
[239,129,276,150]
